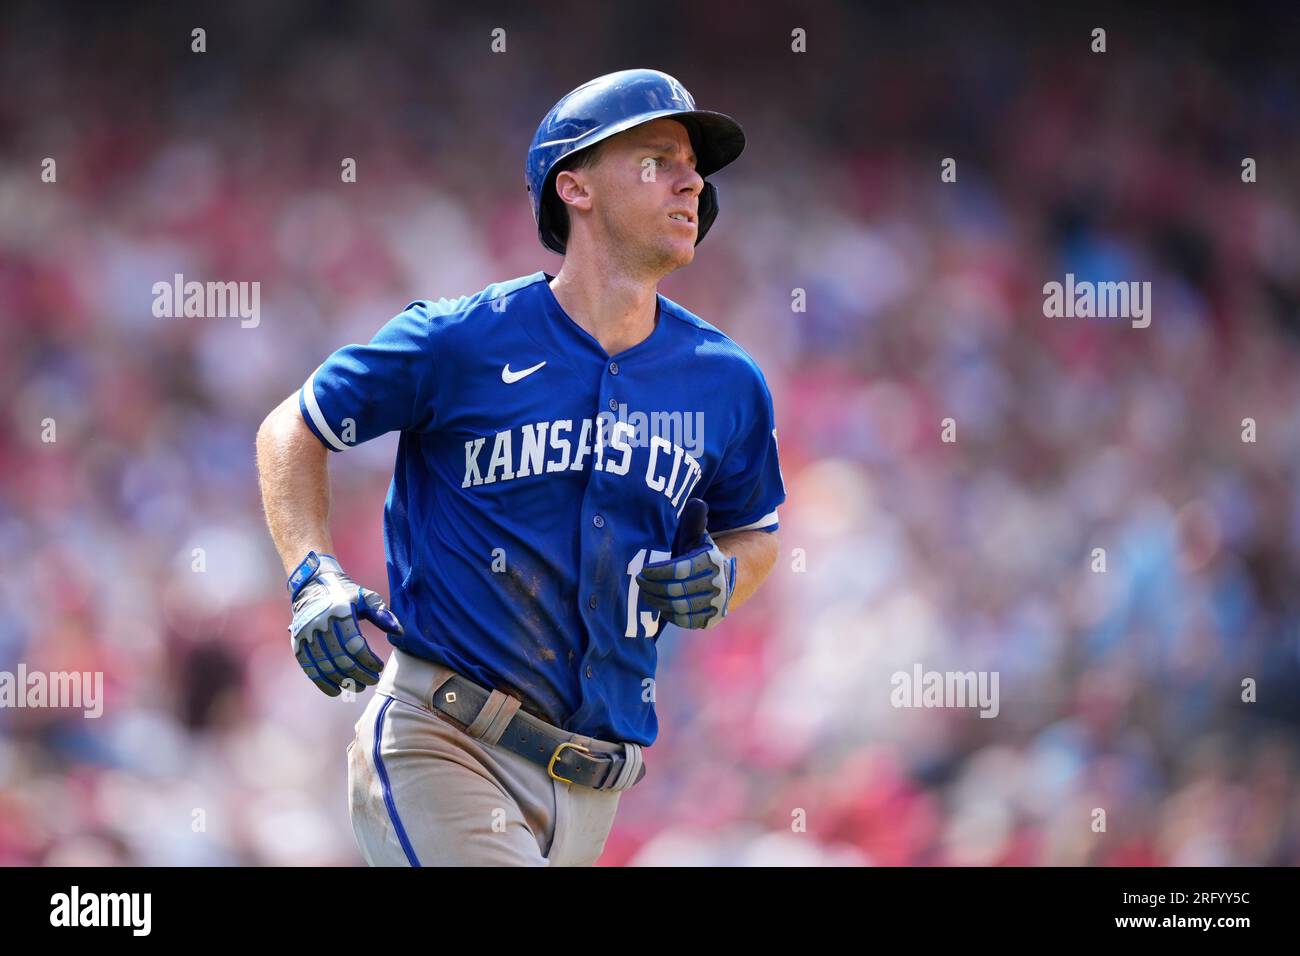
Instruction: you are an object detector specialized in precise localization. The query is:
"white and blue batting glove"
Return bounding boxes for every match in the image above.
[286,551,402,696]
[636,499,737,630]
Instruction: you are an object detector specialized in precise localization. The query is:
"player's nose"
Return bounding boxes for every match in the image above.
[676,164,704,197]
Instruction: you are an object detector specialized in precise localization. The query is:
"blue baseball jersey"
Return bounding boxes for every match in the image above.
[298,271,785,746]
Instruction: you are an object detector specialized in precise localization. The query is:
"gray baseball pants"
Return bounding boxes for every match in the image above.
[348,647,644,866]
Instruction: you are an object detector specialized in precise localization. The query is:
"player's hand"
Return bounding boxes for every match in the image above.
[285,551,402,696]
[635,499,736,630]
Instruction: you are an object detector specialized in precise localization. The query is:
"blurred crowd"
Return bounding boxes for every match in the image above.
[2,2,1299,865]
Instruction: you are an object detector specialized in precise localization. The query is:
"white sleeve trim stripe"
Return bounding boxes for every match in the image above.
[714,509,779,535]
[302,369,348,451]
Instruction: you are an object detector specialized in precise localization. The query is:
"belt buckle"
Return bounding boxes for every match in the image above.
[547,740,591,784]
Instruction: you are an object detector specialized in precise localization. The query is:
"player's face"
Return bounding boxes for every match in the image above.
[590,118,704,272]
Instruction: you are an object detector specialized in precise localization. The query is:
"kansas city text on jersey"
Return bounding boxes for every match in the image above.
[461,417,704,515]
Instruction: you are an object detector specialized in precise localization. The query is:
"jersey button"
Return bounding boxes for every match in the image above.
[587,594,598,609]
[609,362,619,375]
[607,397,618,412]
[586,665,595,678]
[592,514,605,528]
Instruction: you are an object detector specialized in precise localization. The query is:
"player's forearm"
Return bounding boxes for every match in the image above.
[715,529,779,611]
[256,393,334,576]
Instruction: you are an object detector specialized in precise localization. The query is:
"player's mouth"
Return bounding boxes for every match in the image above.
[667,210,697,229]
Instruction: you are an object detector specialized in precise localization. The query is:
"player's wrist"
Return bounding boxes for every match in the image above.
[287,549,344,597]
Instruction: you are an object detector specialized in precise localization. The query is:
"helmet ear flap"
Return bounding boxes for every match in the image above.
[694,182,720,245]
[538,171,569,254]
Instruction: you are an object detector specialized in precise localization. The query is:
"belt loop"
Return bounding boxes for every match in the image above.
[463,689,521,743]
[607,742,644,792]
[482,694,522,745]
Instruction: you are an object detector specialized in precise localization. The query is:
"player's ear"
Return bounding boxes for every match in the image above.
[554,168,594,213]
[553,169,595,214]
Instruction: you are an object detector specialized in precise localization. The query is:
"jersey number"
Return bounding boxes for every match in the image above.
[625,548,671,638]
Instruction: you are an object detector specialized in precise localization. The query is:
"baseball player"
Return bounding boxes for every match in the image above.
[255,68,785,866]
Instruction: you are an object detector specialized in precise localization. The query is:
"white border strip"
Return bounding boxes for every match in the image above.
[301,368,348,451]
[715,509,779,535]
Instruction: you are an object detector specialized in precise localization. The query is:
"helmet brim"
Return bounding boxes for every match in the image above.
[665,110,746,179]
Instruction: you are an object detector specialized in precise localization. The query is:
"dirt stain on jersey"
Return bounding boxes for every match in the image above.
[502,566,560,662]
[494,565,564,723]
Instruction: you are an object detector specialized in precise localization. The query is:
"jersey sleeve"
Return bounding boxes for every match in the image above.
[298,301,441,451]
[702,363,786,535]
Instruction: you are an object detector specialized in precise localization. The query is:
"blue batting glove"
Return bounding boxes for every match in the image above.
[635,499,736,630]
[286,551,402,697]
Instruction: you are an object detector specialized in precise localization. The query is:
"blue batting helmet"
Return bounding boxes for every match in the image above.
[526,68,746,254]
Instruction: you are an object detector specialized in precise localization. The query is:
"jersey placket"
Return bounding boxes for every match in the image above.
[573,355,626,707]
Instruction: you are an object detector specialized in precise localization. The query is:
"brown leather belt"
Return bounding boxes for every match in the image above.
[426,670,646,791]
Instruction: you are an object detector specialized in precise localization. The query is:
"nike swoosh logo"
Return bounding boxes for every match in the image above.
[502,361,546,384]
